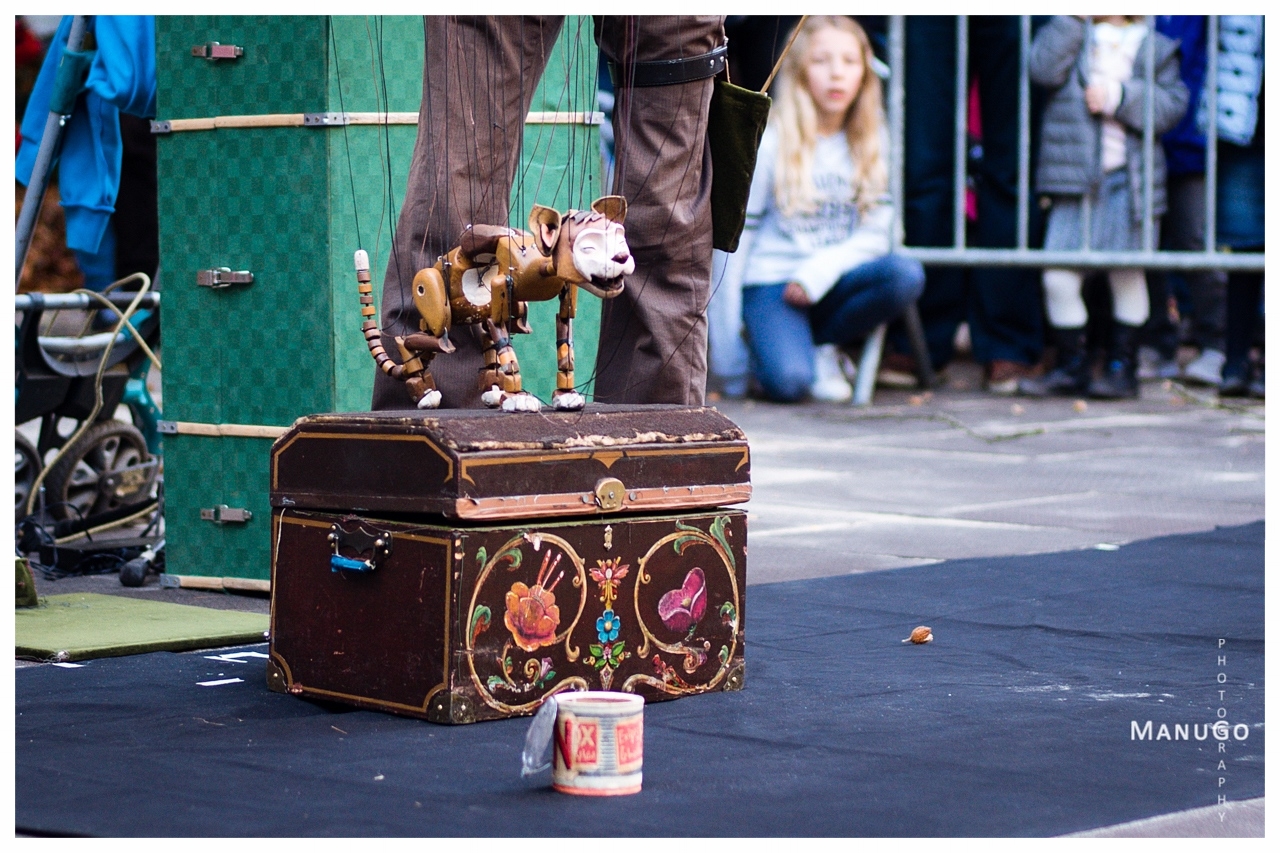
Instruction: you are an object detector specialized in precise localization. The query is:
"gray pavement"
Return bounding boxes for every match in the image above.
[17,356,1266,837]
[721,364,1264,585]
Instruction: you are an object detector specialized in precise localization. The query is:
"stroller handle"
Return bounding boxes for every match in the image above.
[16,292,161,311]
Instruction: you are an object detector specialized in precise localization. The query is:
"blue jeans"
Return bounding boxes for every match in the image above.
[742,254,925,402]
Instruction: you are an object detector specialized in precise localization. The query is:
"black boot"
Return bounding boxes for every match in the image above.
[1018,327,1089,397]
[1088,322,1141,399]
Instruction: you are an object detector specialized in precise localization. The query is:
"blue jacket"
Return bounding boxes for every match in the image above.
[16,16,156,254]
[1156,16,1208,176]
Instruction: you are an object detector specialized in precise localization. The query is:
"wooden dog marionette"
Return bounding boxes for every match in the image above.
[355,196,633,412]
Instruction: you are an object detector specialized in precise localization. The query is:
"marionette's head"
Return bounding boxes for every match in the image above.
[529,196,633,298]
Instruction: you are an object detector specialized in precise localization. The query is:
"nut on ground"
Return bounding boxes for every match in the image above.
[902,625,934,644]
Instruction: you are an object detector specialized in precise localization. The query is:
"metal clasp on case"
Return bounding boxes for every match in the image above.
[201,505,253,524]
[192,42,243,61]
[197,268,254,289]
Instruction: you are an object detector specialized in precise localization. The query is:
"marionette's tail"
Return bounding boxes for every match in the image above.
[354,249,451,408]
[355,250,402,379]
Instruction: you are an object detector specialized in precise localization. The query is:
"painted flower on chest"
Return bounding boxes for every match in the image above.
[658,567,707,633]
[596,609,621,643]
[504,549,564,652]
[504,582,560,652]
[590,558,629,607]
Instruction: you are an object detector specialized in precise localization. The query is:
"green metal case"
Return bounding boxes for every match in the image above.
[156,16,603,585]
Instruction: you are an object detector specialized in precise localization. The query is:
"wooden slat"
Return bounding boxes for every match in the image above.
[221,577,272,593]
[164,574,271,594]
[164,114,306,131]
[159,111,602,132]
[171,421,289,439]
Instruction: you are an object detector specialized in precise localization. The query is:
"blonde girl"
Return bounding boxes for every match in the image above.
[715,15,923,402]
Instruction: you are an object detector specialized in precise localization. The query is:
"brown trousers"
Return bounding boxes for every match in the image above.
[371,15,723,410]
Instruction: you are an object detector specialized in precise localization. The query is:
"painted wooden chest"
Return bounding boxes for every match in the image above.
[266,406,750,723]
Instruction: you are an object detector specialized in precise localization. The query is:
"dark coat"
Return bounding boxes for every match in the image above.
[1030,16,1189,217]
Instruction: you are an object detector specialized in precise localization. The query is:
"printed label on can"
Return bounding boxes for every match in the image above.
[575,722,600,767]
[550,692,644,795]
[615,718,643,772]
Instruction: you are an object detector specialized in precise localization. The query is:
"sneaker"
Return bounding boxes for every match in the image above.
[1182,348,1226,387]
[1137,345,1180,381]
[810,344,853,402]
[985,360,1039,396]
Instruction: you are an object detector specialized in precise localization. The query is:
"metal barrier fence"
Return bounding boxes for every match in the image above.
[886,15,1265,272]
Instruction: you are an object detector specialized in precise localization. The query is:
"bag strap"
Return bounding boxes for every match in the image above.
[760,15,808,94]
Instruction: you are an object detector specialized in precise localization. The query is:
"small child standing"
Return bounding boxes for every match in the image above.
[713,16,923,403]
[1020,16,1188,399]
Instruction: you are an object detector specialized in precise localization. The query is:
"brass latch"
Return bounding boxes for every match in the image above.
[192,42,243,61]
[594,477,626,511]
[196,268,254,289]
[201,505,253,524]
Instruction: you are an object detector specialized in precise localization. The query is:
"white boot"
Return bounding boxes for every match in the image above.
[810,344,854,403]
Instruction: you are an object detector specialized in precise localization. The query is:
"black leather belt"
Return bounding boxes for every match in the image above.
[608,44,728,88]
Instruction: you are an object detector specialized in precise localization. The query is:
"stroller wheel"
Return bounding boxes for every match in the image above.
[43,421,152,521]
[15,432,41,520]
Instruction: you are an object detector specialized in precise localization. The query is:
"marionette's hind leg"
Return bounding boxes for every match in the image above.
[478,320,540,412]
[395,340,444,409]
[553,284,585,410]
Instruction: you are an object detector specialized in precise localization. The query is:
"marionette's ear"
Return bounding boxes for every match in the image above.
[591,195,627,223]
[528,205,562,255]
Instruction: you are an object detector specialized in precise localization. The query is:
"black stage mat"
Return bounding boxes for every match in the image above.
[16,522,1264,837]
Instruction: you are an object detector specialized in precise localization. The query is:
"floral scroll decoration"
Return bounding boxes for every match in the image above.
[465,533,588,714]
[624,516,741,696]
[583,558,632,689]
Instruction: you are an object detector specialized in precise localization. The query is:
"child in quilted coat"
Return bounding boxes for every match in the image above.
[1019,16,1188,399]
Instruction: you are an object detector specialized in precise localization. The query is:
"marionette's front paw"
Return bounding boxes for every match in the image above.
[416,389,442,409]
[481,385,504,408]
[502,392,542,413]
[553,391,585,411]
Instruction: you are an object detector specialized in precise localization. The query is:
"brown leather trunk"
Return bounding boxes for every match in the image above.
[267,405,749,723]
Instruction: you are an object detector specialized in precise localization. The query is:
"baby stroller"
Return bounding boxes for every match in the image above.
[15,279,163,570]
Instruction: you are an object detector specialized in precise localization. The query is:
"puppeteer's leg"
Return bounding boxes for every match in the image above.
[372,15,564,410]
[554,285,586,410]
[591,16,724,406]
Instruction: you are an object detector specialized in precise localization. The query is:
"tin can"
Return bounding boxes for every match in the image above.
[552,691,644,795]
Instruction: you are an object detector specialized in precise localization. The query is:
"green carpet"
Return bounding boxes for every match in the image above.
[16,593,270,662]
